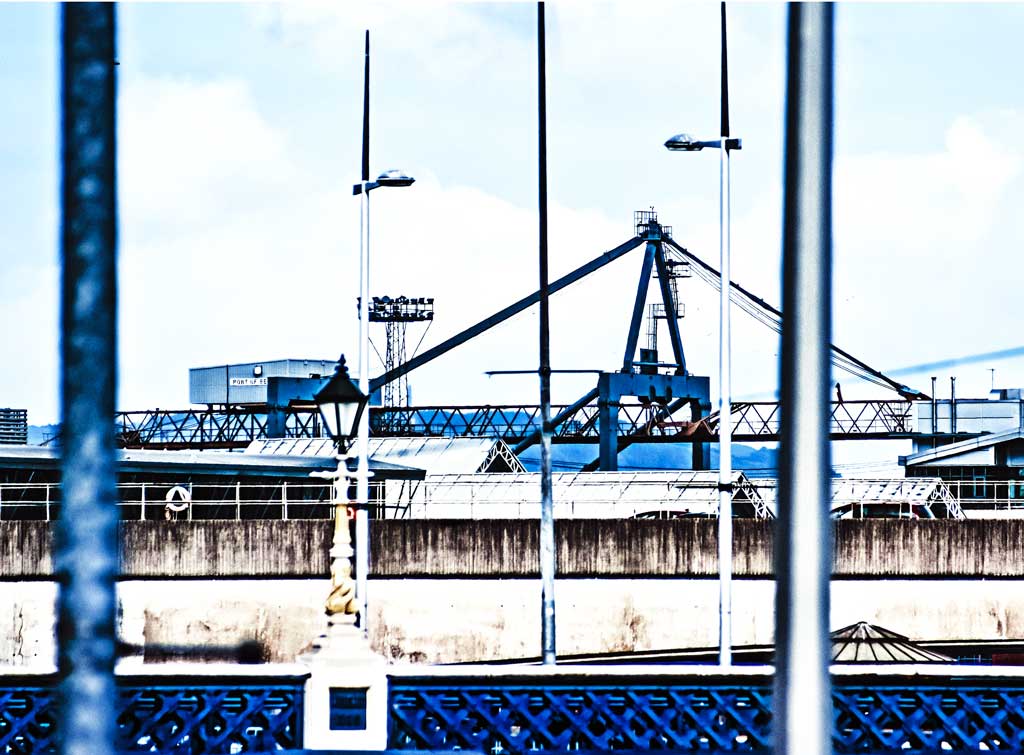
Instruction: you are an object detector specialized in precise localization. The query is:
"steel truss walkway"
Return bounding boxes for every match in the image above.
[114,398,921,450]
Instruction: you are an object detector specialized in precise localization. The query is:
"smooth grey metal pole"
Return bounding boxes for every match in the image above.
[58,5,119,755]
[537,0,556,665]
[774,5,834,755]
[718,132,734,667]
[717,0,733,668]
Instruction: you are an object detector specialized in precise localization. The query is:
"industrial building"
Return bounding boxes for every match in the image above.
[0,408,27,445]
[903,390,1024,513]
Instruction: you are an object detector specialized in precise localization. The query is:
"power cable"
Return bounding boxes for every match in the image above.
[663,239,922,397]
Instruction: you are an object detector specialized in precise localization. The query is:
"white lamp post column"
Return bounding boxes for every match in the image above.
[664,133,741,667]
[353,169,415,638]
[356,181,372,637]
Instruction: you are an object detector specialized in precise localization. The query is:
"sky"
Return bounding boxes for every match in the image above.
[2,2,1023,474]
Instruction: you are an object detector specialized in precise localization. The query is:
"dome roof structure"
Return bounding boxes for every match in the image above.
[831,621,954,663]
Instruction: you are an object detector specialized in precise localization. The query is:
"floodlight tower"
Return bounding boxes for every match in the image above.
[368,295,434,407]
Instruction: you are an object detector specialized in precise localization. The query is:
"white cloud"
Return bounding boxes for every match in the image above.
[9,4,1024,430]
[119,75,297,236]
[0,263,58,422]
[251,3,533,85]
[117,73,342,410]
[109,66,784,415]
[832,112,1024,394]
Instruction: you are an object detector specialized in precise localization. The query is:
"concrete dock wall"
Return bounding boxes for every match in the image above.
[2,519,1024,579]
[4,519,1024,667]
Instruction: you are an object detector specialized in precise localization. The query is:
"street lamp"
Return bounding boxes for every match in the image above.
[306,354,388,751]
[315,355,367,442]
[351,168,415,635]
[313,355,368,623]
[664,134,742,153]
[665,132,741,667]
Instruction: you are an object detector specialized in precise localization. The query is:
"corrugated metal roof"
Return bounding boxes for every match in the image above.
[753,477,963,519]
[246,436,525,475]
[388,470,770,519]
[245,438,337,457]
[368,437,525,474]
[904,427,1024,466]
[0,444,421,479]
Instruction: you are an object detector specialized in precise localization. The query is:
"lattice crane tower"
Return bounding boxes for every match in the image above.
[369,296,434,407]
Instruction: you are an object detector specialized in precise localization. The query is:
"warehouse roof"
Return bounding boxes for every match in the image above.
[246,436,524,474]
[388,470,771,519]
[0,444,422,480]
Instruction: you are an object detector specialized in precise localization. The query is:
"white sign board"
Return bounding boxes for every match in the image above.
[229,377,268,387]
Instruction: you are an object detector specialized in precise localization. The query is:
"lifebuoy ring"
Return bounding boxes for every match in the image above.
[164,485,192,513]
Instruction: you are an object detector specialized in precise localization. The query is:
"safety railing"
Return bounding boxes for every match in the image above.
[384,474,771,519]
[940,479,1024,513]
[4,477,994,521]
[0,482,339,522]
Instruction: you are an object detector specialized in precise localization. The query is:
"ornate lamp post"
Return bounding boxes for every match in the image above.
[304,355,388,751]
[313,355,368,629]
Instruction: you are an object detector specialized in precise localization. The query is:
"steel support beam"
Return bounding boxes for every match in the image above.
[621,241,658,372]
[512,387,599,455]
[597,396,620,471]
[653,243,687,374]
[369,236,644,394]
[691,398,711,470]
[663,236,924,400]
[595,373,710,471]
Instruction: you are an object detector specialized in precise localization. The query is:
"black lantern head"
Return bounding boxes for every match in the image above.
[314,355,367,442]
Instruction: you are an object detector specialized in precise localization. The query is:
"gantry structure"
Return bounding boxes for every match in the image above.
[115,211,933,468]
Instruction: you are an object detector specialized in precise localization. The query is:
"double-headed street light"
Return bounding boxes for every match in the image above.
[351,168,415,634]
[665,131,741,667]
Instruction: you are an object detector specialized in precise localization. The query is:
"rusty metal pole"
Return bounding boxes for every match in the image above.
[58,4,119,755]
[775,4,834,755]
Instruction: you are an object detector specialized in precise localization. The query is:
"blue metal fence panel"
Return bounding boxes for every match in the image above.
[0,688,58,754]
[389,683,771,753]
[834,686,1024,752]
[0,683,303,754]
[389,680,1024,754]
[8,675,1024,753]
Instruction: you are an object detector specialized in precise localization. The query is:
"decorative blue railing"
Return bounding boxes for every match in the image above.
[7,667,1024,753]
[0,678,304,753]
[388,672,1024,753]
[390,682,771,752]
